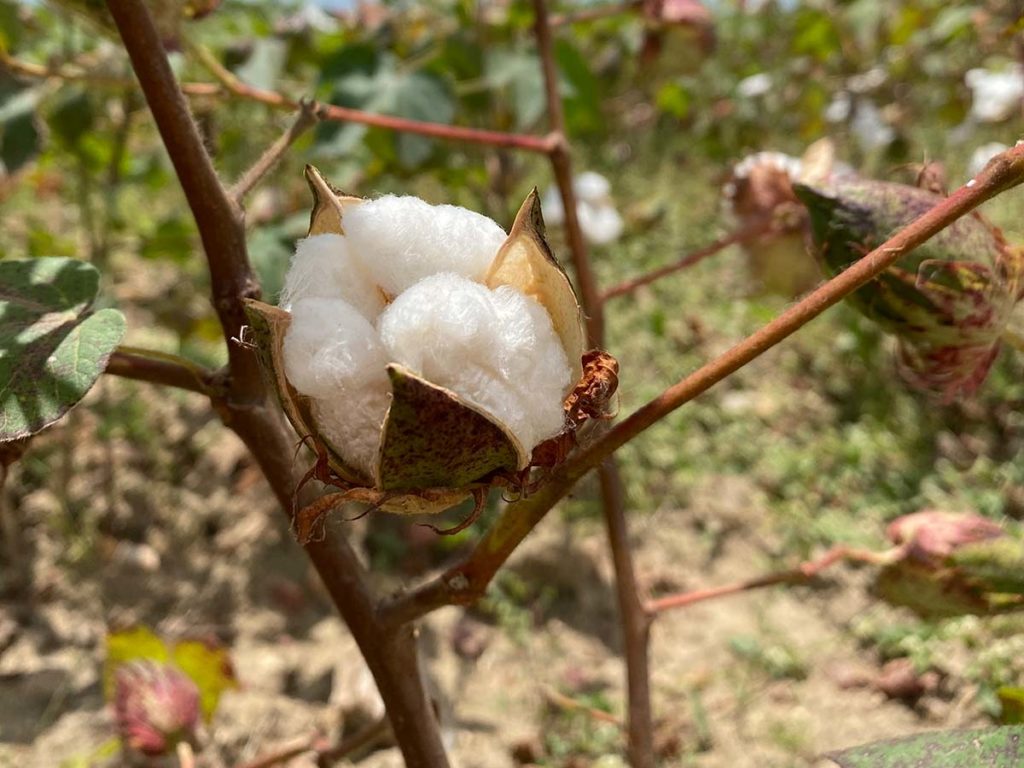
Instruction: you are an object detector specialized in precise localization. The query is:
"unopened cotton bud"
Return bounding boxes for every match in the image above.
[113,660,200,757]
[343,195,508,295]
[279,234,385,319]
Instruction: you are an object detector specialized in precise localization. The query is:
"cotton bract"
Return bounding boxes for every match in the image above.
[244,166,587,510]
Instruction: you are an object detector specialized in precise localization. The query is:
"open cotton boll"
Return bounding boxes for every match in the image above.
[378,274,571,451]
[574,172,612,204]
[283,298,391,399]
[577,202,625,246]
[310,385,392,477]
[343,195,508,296]
[279,234,385,319]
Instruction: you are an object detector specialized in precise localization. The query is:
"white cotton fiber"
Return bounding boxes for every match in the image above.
[283,298,393,476]
[343,196,508,296]
[377,274,571,451]
[279,234,385,319]
[310,385,392,477]
[574,172,612,204]
[283,298,391,398]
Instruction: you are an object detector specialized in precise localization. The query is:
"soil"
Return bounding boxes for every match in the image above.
[0,383,987,768]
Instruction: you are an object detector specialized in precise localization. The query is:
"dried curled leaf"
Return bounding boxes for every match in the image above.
[486,190,587,382]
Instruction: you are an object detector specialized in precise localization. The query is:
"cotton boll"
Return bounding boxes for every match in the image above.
[378,274,571,450]
[279,234,385,319]
[343,196,508,296]
[851,100,895,151]
[310,385,392,477]
[540,186,566,225]
[574,172,612,204]
[283,298,391,399]
[967,142,1009,178]
[578,202,625,245]
[966,66,1024,123]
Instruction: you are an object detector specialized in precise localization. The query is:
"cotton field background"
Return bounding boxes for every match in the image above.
[1,1,1024,767]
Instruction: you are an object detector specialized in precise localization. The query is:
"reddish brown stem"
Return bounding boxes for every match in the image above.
[191,44,556,155]
[105,3,450,765]
[644,546,884,615]
[601,218,774,301]
[105,348,219,396]
[105,1,260,404]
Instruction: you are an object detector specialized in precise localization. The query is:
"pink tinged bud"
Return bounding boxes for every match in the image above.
[886,510,1006,566]
[113,660,201,756]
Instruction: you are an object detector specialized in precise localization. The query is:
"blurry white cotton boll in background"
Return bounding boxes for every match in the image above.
[541,171,624,245]
[967,142,1009,178]
[343,195,508,295]
[965,65,1024,123]
[850,100,895,151]
[737,72,772,98]
[377,273,571,451]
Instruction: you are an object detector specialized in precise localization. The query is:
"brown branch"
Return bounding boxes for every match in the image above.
[233,717,390,768]
[644,546,886,615]
[105,0,260,404]
[533,0,646,760]
[0,48,220,95]
[104,347,220,396]
[105,3,450,766]
[229,99,320,206]
[601,218,774,301]
[191,43,557,155]
[380,141,1024,628]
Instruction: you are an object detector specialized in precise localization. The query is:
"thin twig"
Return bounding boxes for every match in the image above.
[601,218,774,301]
[0,48,220,95]
[316,716,392,767]
[644,546,887,615]
[234,735,323,768]
[191,43,557,155]
[379,142,1024,630]
[105,347,219,396]
[230,100,320,206]
[543,685,624,727]
[105,0,260,402]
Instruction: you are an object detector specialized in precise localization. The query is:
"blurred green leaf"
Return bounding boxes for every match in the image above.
[234,37,288,90]
[827,727,1024,767]
[998,688,1024,725]
[49,88,95,148]
[0,258,126,441]
[171,640,237,721]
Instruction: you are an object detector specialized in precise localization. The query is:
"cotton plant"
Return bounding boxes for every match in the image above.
[722,140,852,296]
[965,64,1024,124]
[795,177,1024,401]
[244,167,613,527]
[541,172,625,246]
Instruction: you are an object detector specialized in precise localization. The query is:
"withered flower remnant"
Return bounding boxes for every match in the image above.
[113,660,201,757]
[795,178,1024,400]
[874,510,1024,618]
[244,166,606,521]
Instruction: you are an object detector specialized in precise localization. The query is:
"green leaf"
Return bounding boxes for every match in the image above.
[0,81,42,173]
[0,258,127,441]
[234,37,288,91]
[171,640,237,721]
[828,727,1024,767]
